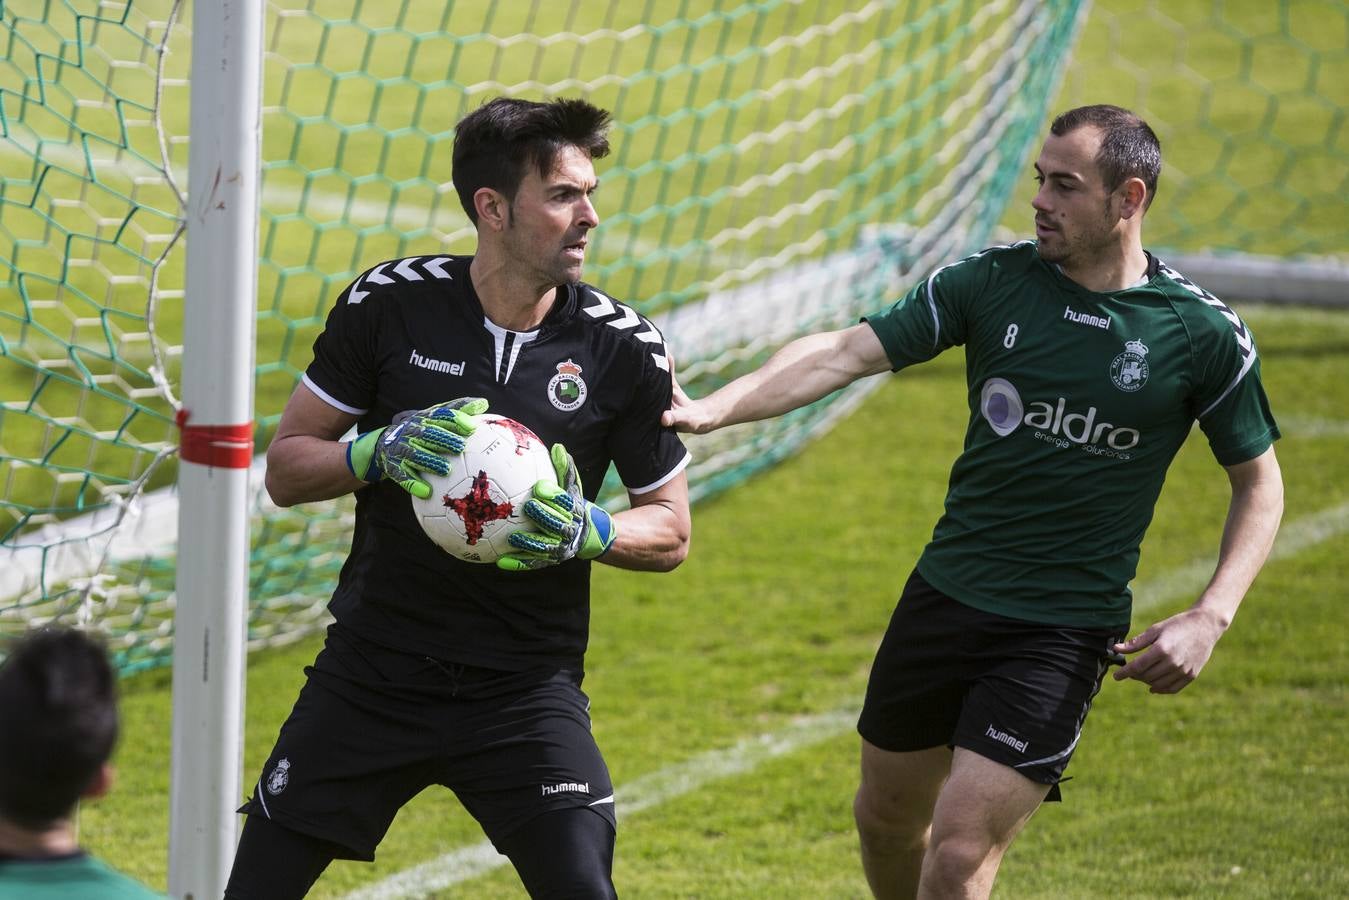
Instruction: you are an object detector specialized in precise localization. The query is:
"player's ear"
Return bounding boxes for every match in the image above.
[1118,176,1148,220]
[82,762,115,800]
[474,187,510,232]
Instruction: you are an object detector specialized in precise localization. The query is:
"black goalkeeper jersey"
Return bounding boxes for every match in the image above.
[302,254,690,670]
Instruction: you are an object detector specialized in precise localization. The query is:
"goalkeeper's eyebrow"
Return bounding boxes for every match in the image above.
[549,175,599,200]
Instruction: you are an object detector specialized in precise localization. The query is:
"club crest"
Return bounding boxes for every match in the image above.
[266,758,291,795]
[1110,339,1150,392]
[547,359,588,412]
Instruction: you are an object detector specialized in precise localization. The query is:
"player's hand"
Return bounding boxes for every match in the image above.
[1111,606,1228,694]
[498,443,617,571]
[658,352,707,433]
[346,397,488,499]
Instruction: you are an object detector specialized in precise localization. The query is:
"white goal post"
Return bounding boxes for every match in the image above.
[167,1,263,896]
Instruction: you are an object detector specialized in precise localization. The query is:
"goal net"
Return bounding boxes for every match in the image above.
[2,0,1343,672]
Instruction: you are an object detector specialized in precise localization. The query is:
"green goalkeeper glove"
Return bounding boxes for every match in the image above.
[346,397,488,499]
[498,443,617,572]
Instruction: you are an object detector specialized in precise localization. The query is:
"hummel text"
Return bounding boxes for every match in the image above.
[985,725,1028,754]
[542,782,591,796]
[1063,305,1111,330]
[408,349,464,375]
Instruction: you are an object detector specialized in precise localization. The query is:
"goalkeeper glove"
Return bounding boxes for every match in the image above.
[346,397,488,499]
[498,443,617,572]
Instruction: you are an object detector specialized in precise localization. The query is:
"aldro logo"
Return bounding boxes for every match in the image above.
[980,377,1140,459]
[547,359,588,412]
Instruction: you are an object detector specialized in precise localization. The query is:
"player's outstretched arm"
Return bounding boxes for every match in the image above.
[1113,446,1283,693]
[661,323,891,434]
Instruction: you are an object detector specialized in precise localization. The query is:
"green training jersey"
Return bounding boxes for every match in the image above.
[0,852,163,899]
[864,242,1278,628]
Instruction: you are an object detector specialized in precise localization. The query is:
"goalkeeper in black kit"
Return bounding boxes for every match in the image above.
[225,97,691,899]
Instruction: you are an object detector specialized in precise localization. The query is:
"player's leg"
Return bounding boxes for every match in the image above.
[231,623,458,893]
[854,571,973,900]
[223,815,341,899]
[918,748,1048,899]
[919,612,1123,898]
[495,806,617,900]
[448,667,619,897]
[853,740,951,900]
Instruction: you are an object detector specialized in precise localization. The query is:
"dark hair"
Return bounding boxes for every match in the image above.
[1050,104,1161,209]
[452,96,612,224]
[0,627,119,829]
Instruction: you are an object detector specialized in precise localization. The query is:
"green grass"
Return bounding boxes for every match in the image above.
[82,304,1349,898]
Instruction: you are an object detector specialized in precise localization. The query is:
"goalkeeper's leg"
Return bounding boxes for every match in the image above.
[496,807,617,900]
[224,814,340,899]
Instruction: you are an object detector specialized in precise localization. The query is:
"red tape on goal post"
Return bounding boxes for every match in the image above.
[176,409,255,469]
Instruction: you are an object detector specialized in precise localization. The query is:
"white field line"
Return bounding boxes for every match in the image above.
[339,499,1349,900]
[1130,498,1349,615]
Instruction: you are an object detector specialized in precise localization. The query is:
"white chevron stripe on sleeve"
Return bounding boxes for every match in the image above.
[606,305,641,330]
[393,258,424,281]
[365,262,395,285]
[583,289,616,318]
[423,256,454,279]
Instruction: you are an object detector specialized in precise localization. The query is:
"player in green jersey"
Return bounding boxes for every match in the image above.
[0,627,163,898]
[663,105,1283,899]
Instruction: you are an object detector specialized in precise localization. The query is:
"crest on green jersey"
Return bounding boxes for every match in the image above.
[1110,339,1150,392]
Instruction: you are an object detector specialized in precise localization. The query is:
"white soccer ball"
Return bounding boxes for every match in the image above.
[410,413,556,564]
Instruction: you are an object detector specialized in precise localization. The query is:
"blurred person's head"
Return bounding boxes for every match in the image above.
[0,627,119,832]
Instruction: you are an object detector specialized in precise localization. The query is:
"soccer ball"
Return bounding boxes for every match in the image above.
[410,414,556,564]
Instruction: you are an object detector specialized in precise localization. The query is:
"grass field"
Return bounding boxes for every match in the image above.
[83,303,1349,898]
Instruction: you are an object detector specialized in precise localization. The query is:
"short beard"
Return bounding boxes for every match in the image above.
[1036,239,1067,265]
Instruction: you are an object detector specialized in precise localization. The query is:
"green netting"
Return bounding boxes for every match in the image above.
[2,0,1345,674]
[1015,0,1349,258]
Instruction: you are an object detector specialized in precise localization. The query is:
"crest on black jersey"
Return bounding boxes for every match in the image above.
[548,359,588,411]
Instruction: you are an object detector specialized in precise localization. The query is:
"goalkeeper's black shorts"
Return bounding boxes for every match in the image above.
[857,570,1125,800]
[237,622,615,861]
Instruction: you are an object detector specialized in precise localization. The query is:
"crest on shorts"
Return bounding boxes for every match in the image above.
[547,359,588,412]
[266,758,291,795]
[1109,339,1150,392]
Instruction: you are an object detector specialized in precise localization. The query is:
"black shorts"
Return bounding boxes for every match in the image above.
[238,623,615,860]
[858,571,1124,798]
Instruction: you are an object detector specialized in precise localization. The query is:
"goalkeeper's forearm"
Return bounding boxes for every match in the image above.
[697,325,890,431]
[593,478,692,572]
[265,433,365,507]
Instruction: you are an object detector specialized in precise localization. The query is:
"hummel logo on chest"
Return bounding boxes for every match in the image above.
[1063,305,1111,331]
[409,349,464,375]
